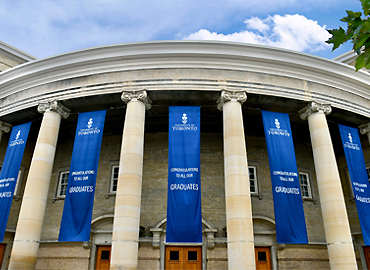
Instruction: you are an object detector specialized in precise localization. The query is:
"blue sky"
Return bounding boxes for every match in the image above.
[0,0,361,60]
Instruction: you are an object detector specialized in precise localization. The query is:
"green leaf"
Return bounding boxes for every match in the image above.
[363,48,370,68]
[341,10,362,23]
[355,53,366,71]
[353,32,370,50]
[326,27,350,50]
[361,0,370,16]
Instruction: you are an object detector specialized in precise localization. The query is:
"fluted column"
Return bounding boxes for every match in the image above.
[359,122,370,146]
[0,121,12,144]
[110,90,151,270]
[217,90,255,270]
[299,101,357,270]
[9,100,69,269]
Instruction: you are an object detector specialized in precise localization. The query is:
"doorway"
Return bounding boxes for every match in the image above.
[364,246,370,269]
[255,247,272,270]
[165,246,202,270]
[0,244,5,269]
[96,246,111,270]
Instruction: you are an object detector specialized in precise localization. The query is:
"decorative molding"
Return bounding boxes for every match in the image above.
[121,90,152,110]
[0,121,11,133]
[204,228,218,250]
[359,122,370,135]
[217,89,247,111]
[150,217,218,250]
[299,101,332,120]
[37,100,70,119]
[149,228,163,249]
[82,241,91,249]
[1,41,370,119]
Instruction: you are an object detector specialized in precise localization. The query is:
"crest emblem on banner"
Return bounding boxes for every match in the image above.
[87,118,93,128]
[275,119,281,129]
[348,133,353,143]
[15,130,20,140]
[182,114,187,124]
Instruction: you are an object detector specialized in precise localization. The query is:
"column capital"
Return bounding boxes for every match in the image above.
[0,121,11,133]
[121,90,152,110]
[38,100,70,119]
[299,101,332,120]
[217,89,247,111]
[359,122,370,135]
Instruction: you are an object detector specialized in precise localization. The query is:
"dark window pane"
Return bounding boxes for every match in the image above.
[112,180,117,192]
[170,251,179,261]
[188,251,197,261]
[101,250,110,260]
[258,251,267,261]
[250,180,256,193]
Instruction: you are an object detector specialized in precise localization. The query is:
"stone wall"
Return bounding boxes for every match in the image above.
[35,243,90,270]
[138,244,160,270]
[0,128,352,269]
[207,245,228,270]
[277,245,329,269]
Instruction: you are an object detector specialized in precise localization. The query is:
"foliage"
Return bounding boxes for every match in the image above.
[326,0,370,71]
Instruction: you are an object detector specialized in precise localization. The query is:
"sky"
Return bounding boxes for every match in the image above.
[0,0,362,60]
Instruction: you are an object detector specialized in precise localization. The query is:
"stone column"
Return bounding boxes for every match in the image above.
[299,101,357,270]
[359,122,370,146]
[9,100,69,270]
[217,90,255,270]
[111,90,151,270]
[0,121,11,144]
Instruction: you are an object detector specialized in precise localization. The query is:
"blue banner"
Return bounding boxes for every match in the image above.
[59,110,106,241]
[339,124,370,245]
[0,122,31,242]
[166,107,202,243]
[262,111,308,244]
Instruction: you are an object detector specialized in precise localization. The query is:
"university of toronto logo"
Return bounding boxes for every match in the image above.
[182,114,187,124]
[171,112,197,131]
[344,132,360,150]
[9,130,24,146]
[267,118,290,136]
[77,117,100,136]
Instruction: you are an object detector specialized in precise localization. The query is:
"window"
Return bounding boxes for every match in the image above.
[299,172,312,199]
[249,166,258,194]
[0,165,23,199]
[110,165,119,193]
[57,171,69,197]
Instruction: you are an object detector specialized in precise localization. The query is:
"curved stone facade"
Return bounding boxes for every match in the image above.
[0,41,369,269]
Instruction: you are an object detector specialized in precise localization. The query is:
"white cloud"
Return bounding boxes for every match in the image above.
[244,17,269,33]
[183,14,331,53]
[0,0,355,58]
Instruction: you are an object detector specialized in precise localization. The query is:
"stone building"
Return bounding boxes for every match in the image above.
[0,40,369,269]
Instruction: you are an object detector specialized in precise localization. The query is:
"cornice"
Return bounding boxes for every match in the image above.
[0,41,370,117]
[0,41,37,63]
